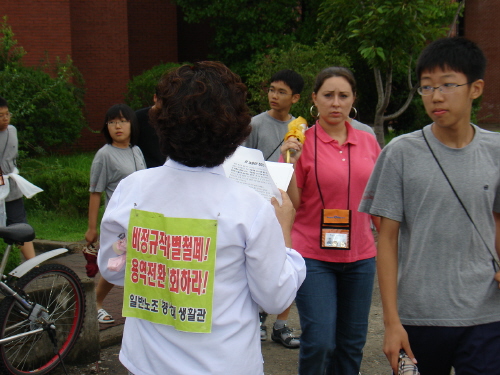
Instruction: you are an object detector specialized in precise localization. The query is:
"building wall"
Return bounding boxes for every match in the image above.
[0,0,178,151]
[70,0,131,150]
[128,0,178,79]
[0,0,72,67]
[465,0,500,125]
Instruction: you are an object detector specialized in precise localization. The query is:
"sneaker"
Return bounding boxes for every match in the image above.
[260,325,267,341]
[271,325,300,348]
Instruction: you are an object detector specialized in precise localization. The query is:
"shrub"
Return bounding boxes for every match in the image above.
[246,42,351,125]
[0,18,86,154]
[125,62,184,110]
[0,62,86,154]
[21,158,90,216]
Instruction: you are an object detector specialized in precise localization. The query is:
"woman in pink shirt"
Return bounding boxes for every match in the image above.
[281,67,381,374]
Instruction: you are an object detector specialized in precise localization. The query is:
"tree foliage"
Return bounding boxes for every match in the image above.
[0,18,86,154]
[174,0,323,76]
[319,0,460,145]
[0,16,25,71]
[247,41,350,124]
[125,62,184,110]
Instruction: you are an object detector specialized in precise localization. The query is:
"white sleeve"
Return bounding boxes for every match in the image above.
[244,203,306,314]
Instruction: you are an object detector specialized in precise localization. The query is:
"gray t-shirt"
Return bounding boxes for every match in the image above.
[244,111,295,162]
[89,144,146,206]
[0,125,22,202]
[245,112,375,162]
[359,124,500,327]
[351,119,376,138]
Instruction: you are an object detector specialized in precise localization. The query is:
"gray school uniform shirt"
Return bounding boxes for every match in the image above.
[89,144,146,206]
[359,124,500,327]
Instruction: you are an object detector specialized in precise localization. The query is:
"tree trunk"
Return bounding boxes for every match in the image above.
[374,112,386,147]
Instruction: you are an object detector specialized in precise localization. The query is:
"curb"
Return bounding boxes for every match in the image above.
[33,239,86,254]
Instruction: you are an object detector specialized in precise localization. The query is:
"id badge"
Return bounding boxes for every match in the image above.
[320,209,351,250]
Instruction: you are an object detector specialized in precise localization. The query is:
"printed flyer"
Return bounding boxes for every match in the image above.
[123,209,217,333]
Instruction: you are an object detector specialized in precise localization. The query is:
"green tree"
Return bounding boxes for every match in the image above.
[0,18,86,153]
[247,41,350,124]
[174,0,323,76]
[319,0,459,146]
[126,62,183,110]
[0,16,25,70]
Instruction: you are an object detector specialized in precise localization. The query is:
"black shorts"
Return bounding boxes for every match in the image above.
[5,198,28,226]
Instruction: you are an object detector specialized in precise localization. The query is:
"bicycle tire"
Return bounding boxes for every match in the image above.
[0,263,86,375]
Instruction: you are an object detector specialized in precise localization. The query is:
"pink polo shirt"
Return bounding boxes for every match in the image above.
[292,121,380,263]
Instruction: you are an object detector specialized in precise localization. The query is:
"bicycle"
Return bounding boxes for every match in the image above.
[0,223,85,374]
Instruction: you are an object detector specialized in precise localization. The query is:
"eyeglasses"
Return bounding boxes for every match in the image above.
[107,120,130,127]
[268,88,293,97]
[0,112,12,120]
[417,82,470,96]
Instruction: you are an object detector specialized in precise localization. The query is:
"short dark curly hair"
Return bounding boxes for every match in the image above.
[150,61,251,168]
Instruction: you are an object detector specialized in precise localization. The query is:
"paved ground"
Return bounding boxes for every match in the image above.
[43,247,388,375]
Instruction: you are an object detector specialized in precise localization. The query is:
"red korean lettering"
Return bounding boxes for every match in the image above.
[131,226,141,252]
[169,268,179,293]
[193,236,204,262]
[182,236,193,261]
[139,228,150,254]
[157,263,166,288]
[158,232,170,259]
[147,262,157,287]
[139,260,147,285]
[149,230,159,255]
[171,235,181,261]
[131,258,139,283]
[180,268,191,295]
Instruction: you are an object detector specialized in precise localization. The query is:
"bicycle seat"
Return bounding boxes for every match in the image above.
[0,223,35,244]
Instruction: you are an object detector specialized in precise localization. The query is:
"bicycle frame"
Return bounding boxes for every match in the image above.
[0,245,69,345]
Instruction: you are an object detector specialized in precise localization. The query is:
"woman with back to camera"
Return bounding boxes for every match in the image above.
[97,61,306,375]
[282,67,381,374]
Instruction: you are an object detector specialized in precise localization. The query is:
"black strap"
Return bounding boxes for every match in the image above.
[422,128,500,268]
[265,139,284,161]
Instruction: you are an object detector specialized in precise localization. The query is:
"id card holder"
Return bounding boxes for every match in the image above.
[320,209,351,250]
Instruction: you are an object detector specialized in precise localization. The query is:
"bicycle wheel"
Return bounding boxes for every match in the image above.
[0,263,85,375]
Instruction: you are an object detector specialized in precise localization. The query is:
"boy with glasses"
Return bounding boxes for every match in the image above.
[360,37,500,374]
[245,69,304,162]
[0,96,41,260]
[245,70,304,348]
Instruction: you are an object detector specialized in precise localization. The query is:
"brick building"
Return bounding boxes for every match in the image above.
[0,0,498,151]
[464,1,500,127]
[0,0,179,150]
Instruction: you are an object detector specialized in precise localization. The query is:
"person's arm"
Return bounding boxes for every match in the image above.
[281,138,303,209]
[271,189,295,247]
[378,216,417,373]
[494,211,500,288]
[85,192,102,245]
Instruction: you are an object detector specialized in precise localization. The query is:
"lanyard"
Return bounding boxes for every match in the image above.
[314,125,351,209]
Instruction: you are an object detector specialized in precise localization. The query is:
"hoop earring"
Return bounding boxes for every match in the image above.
[350,107,358,119]
[310,105,319,119]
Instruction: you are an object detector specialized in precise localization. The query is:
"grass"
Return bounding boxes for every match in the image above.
[19,152,103,242]
[27,208,103,242]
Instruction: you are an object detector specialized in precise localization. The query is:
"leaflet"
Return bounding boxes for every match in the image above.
[222,146,294,205]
